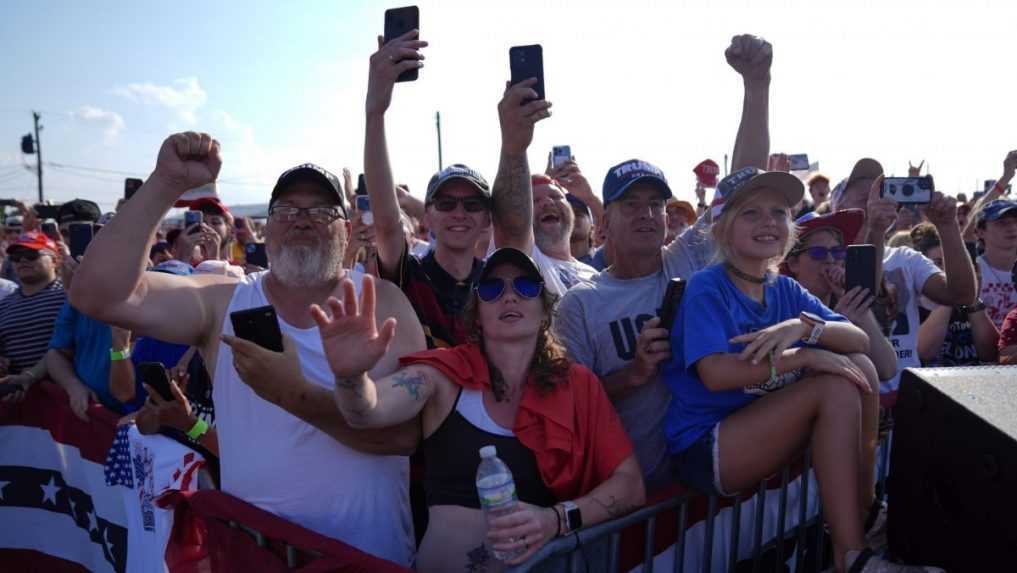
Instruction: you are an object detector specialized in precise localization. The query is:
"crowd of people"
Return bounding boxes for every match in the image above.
[3,28,1012,573]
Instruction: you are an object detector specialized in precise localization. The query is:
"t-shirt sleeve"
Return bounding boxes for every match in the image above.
[904,248,942,297]
[998,308,1017,351]
[580,369,635,486]
[791,279,847,323]
[378,240,411,287]
[554,291,598,372]
[47,301,75,350]
[679,282,734,373]
[662,216,714,278]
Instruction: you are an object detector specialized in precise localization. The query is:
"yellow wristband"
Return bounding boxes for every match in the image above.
[186,418,210,441]
[110,348,131,361]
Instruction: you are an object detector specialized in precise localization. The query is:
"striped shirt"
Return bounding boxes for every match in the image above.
[0,280,66,374]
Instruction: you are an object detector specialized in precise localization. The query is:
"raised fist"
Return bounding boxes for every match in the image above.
[152,132,222,193]
[725,34,772,82]
[1003,150,1017,179]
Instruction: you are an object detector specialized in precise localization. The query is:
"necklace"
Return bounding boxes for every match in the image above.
[725,263,767,284]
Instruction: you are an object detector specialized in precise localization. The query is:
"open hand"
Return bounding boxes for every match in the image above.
[725,34,772,83]
[499,79,552,155]
[311,275,396,379]
[487,502,558,565]
[366,30,427,116]
[152,132,222,193]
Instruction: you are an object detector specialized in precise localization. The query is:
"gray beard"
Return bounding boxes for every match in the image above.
[269,240,343,288]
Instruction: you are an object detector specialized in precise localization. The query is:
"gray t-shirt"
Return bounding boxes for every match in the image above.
[556,220,714,486]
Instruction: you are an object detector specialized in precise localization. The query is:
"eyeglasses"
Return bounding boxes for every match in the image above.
[429,196,489,213]
[792,245,847,261]
[617,198,666,216]
[476,276,543,303]
[9,250,44,263]
[269,205,344,224]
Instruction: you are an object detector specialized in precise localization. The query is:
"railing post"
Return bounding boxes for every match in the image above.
[751,480,767,573]
[702,494,717,573]
[795,451,812,572]
[775,466,790,571]
[729,493,742,569]
[674,499,688,573]
[643,515,657,573]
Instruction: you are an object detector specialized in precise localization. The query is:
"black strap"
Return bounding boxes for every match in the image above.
[863,498,883,532]
[848,548,876,573]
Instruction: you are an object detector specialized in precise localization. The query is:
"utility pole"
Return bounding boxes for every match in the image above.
[32,112,43,203]
[435,111,443,171]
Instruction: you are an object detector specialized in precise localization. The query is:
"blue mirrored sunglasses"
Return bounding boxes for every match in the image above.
[476,276,543,303]
[795,245,847,261]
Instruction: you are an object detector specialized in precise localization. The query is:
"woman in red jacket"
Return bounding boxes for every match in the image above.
[314,247,644,573]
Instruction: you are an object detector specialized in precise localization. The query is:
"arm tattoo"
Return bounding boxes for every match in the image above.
[590,494,632,520]
[492,150,533,237]
[391,371,426,400]
[465,543,491,573]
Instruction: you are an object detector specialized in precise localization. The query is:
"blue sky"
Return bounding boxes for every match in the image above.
[4,1,1017,212]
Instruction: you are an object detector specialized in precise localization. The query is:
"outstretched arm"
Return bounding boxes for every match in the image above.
[364,30,428,278]
[491,79,552,254]
[726,34,772,171]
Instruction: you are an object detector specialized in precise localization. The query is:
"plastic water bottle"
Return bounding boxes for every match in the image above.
[476,445,525,562]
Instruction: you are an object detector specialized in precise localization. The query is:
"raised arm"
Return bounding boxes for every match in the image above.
[726,35,772,171]
[364,30,428,278]
[69,133,235,347]
[491,79,551,253]
[963,150,1017,238]
[921,193,977,306]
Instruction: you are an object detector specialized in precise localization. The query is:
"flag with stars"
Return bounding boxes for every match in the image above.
[104,425,134,488]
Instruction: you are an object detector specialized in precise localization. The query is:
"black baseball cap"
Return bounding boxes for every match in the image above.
[425,164,491,205]
[480,247,543,283]
[270,163,348,218]
[57,199,101,225]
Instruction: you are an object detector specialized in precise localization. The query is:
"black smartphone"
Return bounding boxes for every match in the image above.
[658,278,687,332]
[510,45,544,102]
[788,154,810,171]
[68,222,94,259]
[124,178,144,200]
[138,362,175,402]
[356,173,367,196]
[845,245,877,297]
[184,210,203,232]
[245,243,269,268]
[41,221,60,243]
[34,204,60,220]
[230,305,284,352]
[384,6,420,82]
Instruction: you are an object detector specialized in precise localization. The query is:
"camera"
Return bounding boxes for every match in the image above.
[881,175,934,204]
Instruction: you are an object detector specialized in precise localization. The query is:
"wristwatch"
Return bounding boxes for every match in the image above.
[959,299,987,315]
[561,500,582,534]
[800,312,826,345]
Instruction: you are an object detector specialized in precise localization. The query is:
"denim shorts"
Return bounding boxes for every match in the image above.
[671,423,733,497]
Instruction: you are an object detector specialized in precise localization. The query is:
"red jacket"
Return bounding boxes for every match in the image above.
[400,343,634,501]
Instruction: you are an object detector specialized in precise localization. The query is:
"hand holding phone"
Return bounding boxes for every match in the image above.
[845,245,877,298]
[184,210,204,230]
[509,45,545,102]
[658,278,687,332]
[138,362,176,402]
[384,6,421,83]
[230,305,284,352]
[552,146,571,170]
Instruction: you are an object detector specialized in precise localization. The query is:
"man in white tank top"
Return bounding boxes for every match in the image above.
[69,132,426,565]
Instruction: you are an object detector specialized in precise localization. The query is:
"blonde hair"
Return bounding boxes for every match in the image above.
[711,189,798,276]
[886,230,914,249]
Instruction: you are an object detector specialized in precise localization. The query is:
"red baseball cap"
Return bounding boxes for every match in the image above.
[693,159,720,188]
[189,197,231,216]
[6,231,58,254]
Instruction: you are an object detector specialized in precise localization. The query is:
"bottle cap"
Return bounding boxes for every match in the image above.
[479,445,497,458]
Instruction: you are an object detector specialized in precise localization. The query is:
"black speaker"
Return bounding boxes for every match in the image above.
[888,366,1017,572]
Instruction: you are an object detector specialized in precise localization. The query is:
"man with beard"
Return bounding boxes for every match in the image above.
[526,173,598,291]
[554,34,775,488]
[70,133,425,565]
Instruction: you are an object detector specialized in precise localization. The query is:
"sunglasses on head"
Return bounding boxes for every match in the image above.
[476,276,543,303]
[9,250,43,263]
[794,245,847,261]
[430,196,489,213]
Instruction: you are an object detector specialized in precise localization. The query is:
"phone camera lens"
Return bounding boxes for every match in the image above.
[902,184,914,197]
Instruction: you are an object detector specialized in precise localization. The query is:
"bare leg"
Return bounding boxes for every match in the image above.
[717,374,865,572]
[849,353,880,518]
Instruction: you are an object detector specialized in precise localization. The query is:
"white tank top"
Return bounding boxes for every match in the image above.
[213,271,413,565]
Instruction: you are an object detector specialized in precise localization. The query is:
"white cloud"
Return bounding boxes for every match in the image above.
[113,77,207,124]
[73,106,125,144]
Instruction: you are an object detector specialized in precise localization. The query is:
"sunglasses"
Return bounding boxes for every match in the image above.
[430,196,489,213]
[476,276,543,303]
[794,245,847,261]
[9,250,44,263]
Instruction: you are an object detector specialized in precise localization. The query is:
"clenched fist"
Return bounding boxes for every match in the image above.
[726,34,773,83]
[152,132,222,193]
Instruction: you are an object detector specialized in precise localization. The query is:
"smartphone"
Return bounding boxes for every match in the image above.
[34,204,60,220]
[552,145,571,170]
[41,221,60,243]
[68,222,94,259]
[124,178,144,200]
[510,45,544,102]
[184,210,204,231]
[138,362,176,402]
[881,176,934,204]
[845,245,877,297]
[384,6,420,82]
[356,173,367,196]
[230,305,284,352]
[245,242,269,268]
[788,154,810,171]
[234,217,244,229]
[657,278,688,332]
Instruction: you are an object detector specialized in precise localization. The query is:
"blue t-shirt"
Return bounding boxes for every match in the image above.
[662,264,845,454]
[48,302,121,412]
